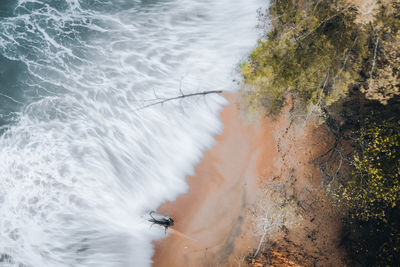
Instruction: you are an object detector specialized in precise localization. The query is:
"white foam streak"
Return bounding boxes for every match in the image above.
[0,0,261,266]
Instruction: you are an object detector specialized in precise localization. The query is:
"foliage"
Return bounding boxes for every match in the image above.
[333,115,400,266]
[360,2,400,104]
[241,0,400,115]
[241,1,400,265]
[336,117,400,221]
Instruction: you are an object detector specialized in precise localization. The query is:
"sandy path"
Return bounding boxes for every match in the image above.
[152,93,275,266]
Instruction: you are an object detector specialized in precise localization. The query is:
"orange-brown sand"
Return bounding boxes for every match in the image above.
[152,93,276,266]
[152,92,346,267]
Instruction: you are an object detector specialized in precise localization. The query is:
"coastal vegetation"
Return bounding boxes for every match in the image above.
[336,116,400,222]
[241,0,400,265]
[241,0,400,115]
[338,114,400,266]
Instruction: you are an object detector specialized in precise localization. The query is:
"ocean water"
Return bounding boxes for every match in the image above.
[0,0,260,266]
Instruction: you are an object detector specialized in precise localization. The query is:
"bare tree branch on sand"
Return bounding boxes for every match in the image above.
[136,89,223,110]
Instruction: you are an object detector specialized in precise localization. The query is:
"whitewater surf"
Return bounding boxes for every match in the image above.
[0,0,260,266]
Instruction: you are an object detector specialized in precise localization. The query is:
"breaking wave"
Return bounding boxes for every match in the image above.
[0,0,260,266]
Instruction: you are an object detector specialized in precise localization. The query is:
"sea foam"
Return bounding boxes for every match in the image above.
[0,0,260,266]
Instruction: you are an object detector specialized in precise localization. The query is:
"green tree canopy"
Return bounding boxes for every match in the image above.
[241,0,400,115]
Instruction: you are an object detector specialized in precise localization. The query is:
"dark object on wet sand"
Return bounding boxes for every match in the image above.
[148,211,174,235]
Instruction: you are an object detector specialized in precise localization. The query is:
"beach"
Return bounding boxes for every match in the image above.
[152,93,346,266]
[152,93,276,266]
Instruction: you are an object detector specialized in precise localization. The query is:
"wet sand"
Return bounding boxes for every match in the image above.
[152,93,276,266]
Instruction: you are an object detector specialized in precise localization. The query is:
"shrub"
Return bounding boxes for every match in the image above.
[241,0,400,115]
[337,117,400,221]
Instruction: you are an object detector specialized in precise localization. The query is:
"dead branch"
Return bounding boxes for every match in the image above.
[324,148,344,187]
[253,207,273,258]
[253,170,296,258]
[299,7,351,41]
[368,34,379,90]
[137,90,223,110]
[312,135,342,164]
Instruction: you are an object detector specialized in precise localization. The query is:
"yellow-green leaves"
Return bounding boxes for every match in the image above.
[338,118,400,221]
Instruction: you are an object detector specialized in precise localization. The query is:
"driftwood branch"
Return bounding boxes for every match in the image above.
[137,90,223,110]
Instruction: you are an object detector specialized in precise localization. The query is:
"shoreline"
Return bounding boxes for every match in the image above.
[151,93,347,266]
[152,93,275,266]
